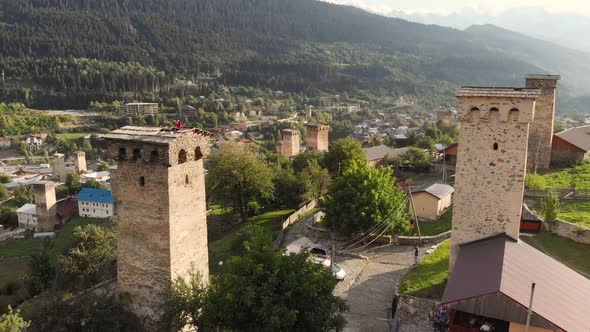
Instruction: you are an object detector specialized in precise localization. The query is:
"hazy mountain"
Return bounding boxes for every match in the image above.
[390,7,590,54]
[0,0,588,111]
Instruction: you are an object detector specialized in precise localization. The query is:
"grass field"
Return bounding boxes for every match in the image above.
[521,232,590,277]
[0,257,31,314]
[399,240,449,299]
[558,201,590,228]
[533,162,590,190]
[208,209,294,275]
[0,198,20,212]
[56,132,96,141]
[418,208,452,236]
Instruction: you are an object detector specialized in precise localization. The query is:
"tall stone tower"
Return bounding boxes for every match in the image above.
[305,123,329,152]
[104,126,212,329]
[52,153,67,182]
[450,87,540,269]
[73,151,87,174]
[280,129,300,158]
[525,74,560,171]
[34,181,57,232]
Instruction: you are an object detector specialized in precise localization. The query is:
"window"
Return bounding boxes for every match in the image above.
[132,148,141,161]
[150,150,159,162]
[470,107,480,121]
[489,107,500,121]
[493,143,499,150]
[509,108,520,121]
[185,175,189,185]
[119,147,126,160]
[140,176,145,187]
[178,149,187,164]
[195,147,203,160]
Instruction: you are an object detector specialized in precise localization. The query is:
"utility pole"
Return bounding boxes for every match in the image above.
[330,243,335,270]
[408,185,421,244]
[525,282,536,332]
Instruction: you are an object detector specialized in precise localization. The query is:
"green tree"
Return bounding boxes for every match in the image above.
[207,142,275,222]
[204,227,347,331]
[273,168,306,208]
[292,150,325,173]
[324,137,367,176]
[82,179,104,189]
[388,147,431,171]
[65,173,81,194]
[541,189,561,227]
[97,162,109,172]
[0,185,8,201]
[160,270,207,331]
[58,225,116,290]
[26,240,56,296]
[0,306,30,332]
[301,160,331,200]
[14,185,33,206]
[320,163,409,235]
[0,173,12,184]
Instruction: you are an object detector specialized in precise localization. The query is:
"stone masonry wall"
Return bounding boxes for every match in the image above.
[34,181,57,232]
[281,130,300,158]
[109,132,210,330]
[450,96,534,268]
[305,124,329,152]
[525,78,558,170]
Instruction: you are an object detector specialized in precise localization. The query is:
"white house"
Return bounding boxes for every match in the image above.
[21,135,43,151]
[77,188,114,218]
[0,138,11,149]
[16,204,37,231]
[82,171,111,183]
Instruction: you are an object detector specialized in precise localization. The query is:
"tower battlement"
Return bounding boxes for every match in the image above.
[305,123,329,152]
[457,87,539,124]
[104,126,213,329]
[525,74,560,89]
[306,123,330,131]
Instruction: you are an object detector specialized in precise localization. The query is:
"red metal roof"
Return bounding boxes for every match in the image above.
[57,199,77,218]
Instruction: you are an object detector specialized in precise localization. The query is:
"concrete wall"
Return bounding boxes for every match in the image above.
[397,230,451,245]
[451,96,534,268]
[109,131,210,329]
[78,201,113,218]
[526,77,558,170]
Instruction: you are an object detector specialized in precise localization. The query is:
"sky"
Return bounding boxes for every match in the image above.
[325,0,590,15]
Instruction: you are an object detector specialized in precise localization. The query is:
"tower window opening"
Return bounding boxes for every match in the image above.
[150,150,159,162]
[509,108,520,121]
[493,143,499,150]
[139,176,145,187]
[118,147,126,160]
[185,175,189,185]
[132,148,141,161]
[470,107,480,111]
[195,147,203,160]
[178,149,187,164]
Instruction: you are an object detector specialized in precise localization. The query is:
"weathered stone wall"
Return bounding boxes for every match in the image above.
[108,131,210,330]
[52,154,67,182]
[281,129,300,158]
[305,124,329,152]
[396,295,438,332]
[34,181,57,232]
[451,96,534,268]
[546,220,590,244]
[526,77,558,170]
[73,151,87,174]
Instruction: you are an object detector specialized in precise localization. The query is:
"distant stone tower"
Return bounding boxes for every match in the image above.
[450,87,540,269]
[52,153,67,182]
[73,151,87,174]
[34,181,57,232]
[525,74,560,171]
[280,129,300,158]
[305,124,329,152]
[105,126,212,329]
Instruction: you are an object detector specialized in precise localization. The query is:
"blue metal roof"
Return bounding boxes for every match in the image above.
[77,188,113,204]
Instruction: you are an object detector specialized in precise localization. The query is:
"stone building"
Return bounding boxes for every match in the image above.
[73,151,87,174]
[279,129,300,158]
[450,87,540,268]
[525,75,560,171]
[34,181,58,232]
[52,153,67,182]
[104,126,213,329]
[305,123,329,152]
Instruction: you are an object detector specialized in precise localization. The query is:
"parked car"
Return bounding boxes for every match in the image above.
[332,263,346,281]
[309,244,331,267]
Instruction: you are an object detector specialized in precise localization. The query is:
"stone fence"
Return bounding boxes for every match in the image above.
[274,200,317,246]
[397,231,451,246]
[394,294,439,332]
[524,188,590,200]
[546,219,590,244]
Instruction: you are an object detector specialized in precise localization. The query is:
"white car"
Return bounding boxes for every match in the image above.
[332,263,346,281]
[309,244,332,267]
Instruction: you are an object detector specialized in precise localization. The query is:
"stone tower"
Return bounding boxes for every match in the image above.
[34,181,57,232]
[525,74,560,171]
[73,151,87,174]
[450,87,540,269]
[280,129,300,158]
[52,153,67,182]
[305,123,329,152]
[104,126,212,329]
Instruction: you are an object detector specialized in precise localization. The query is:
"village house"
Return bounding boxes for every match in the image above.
[21,135,44,151]
[81,171,111,183]
[77,188,114,218]
[121,103,158,117]
[0,138,11,149]
[363,145,409,167]
[410,183,454,219]
[551,125,590,165]
[16,203,37,231]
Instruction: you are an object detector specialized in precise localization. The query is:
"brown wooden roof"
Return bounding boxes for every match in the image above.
[554,125,590,152]
[443,234,590,331]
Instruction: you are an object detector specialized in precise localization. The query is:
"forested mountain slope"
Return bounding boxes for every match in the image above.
[0,0,586,110]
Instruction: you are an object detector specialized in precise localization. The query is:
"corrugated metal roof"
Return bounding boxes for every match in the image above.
[412,183,454,199]
[555,125,590,152]
[16,203,36,215]
[457,87,541,98]
[363,145,409,161]
[77,188,113,204]
[443,234,590,331]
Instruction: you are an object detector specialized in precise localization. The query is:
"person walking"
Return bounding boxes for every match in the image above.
[414,245,419,264]
[175,119,183,129]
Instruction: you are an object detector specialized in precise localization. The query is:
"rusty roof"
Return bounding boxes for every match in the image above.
[104,126,213,145]
[457,87,541,98]
[443,234,590,331]
[555,125,590,152]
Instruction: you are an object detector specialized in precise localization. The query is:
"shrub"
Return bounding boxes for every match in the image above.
[525,173,547,190]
